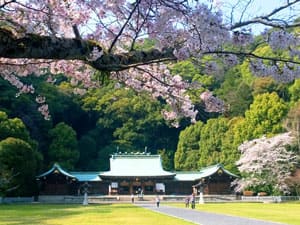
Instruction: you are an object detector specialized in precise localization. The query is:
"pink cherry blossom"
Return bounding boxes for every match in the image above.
[0,0,300,122]
[235,132,298,194]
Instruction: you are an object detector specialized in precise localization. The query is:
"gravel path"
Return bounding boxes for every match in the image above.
[138,203,287,225]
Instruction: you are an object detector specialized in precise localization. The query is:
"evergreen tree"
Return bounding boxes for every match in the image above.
[175,121,203,170]
[242,92,288,140]
[48,122,79,170]
[0,137,42,196]
[199,117,229,168]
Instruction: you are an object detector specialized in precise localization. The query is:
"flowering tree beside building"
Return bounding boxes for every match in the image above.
[235,132,299,195]
[1,0,300,123]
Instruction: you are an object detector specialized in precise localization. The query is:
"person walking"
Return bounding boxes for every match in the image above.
[185,196,190,208]
[191,193,196,209]
[155,195,160,208]
[131,193,134,203]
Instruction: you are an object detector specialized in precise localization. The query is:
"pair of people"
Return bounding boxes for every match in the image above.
[185,194,196,209]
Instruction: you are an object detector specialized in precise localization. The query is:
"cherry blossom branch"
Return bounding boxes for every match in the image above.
[204,50,300,65]
[0,59,54,67]
[91,48,176,71]
[0,27,176,71]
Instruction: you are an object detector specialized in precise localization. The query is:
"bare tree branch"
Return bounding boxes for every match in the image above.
[204,49,300,65]
[231,0,300,30]
[0,0,16,9]
[108,0,142,53]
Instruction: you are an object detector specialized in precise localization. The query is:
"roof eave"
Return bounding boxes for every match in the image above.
[99,174,176,179]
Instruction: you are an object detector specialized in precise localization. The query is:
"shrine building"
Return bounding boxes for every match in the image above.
[36,153,238,196]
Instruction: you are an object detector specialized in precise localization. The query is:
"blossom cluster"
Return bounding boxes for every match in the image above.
[111,64,198,126]
[268,30,298,51]
[200,91,225,113]
[0,71,51,120]
[0,57,98,119]
[3,73,34,97]
[250,60,300,83]
[235,132,298,194]
[150,3,230,62]
[0,0,300,123]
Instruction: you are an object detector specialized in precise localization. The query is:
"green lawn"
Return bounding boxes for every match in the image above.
[1,202,299,225]
[172,202,300,225]
[0,203,195,225]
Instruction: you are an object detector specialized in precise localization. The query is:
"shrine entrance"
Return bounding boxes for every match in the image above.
[109,179,158,195]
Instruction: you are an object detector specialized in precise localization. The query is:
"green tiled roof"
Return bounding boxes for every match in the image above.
[36,163,76,179]
[37,159,237,182]
[198,163,238,178]
[100,154,175,178]
[36,163,102,182]
[174,164,238,181]
[174,172,203,181]
[70,172,102,182]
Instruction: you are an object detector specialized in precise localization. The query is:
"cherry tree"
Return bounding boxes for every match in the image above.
[234,132,299,194]
[1,0,300,123]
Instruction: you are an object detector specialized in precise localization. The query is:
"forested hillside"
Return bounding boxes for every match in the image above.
[1,37,299,173]
[2,39,300,195]
[1,0,300,196]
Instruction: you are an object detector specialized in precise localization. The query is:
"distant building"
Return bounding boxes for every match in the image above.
[36,153,238,195]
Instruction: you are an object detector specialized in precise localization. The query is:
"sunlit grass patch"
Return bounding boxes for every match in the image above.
[0,203,195,225]
[171,202,300,225]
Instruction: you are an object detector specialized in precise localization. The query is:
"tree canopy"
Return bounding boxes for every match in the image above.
[48,122,79,170]
[1,0,300,195]
[0,137,42,196]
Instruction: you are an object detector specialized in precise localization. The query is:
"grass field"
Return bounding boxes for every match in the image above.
[172,202,300,225]
[0,203,195,225]
[0,202,299,225]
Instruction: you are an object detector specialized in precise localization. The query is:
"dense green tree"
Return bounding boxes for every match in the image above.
[0,76,91,156]
[216,67,253,117]
[76,127,116,171]
[0,163,13,197]
[170,60,215,89]
[289,79,300,103]
[170,60,202,82]
[199,117,229,168]
[0,111,42,196]
[252,77,278,96]
[174,121,203,170]
[82,83,180,153]
[241,92,288,140]
[158,149,174,171]
[48,122,79,170]
[0,137,42,196]
[97,144,121,171]
[252,77,289,101]
[0,111,31,142]
[220,117,245,173]
[77,135,98,170]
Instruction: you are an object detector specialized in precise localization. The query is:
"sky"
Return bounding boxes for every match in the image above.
[215,0,300,34]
